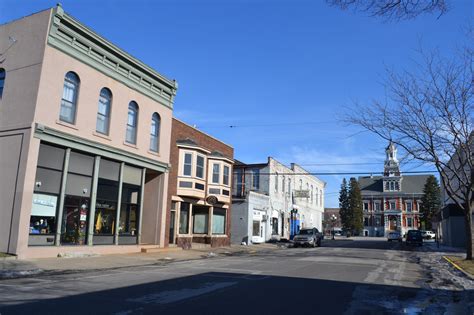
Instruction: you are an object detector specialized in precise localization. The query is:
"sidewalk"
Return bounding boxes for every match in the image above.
[0,243,282,279]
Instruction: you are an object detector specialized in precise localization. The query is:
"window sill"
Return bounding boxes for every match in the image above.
[93,131,111,141]
[123,141,138,149]
[147,150,160,157]
[56,119,78,130]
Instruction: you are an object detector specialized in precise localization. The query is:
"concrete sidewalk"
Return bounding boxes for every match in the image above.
[0,243,284,279]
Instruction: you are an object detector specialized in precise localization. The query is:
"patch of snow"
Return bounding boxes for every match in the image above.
[57,252,99,258]
[0,269,42,279]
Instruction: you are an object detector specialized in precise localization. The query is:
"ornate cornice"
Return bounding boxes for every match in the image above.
[47,4,177,109]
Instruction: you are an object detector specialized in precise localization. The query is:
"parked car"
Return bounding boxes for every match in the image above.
[421,230,436,240]
[406,230,423,246]
[293,228,322,248]
[387,231,402,242]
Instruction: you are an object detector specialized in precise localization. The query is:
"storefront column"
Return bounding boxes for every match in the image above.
[208,206,213,237]
[189,203,193,239]
[55,148,71,246]
[87,156,101,246]
[114,162,124,245]
[137,168,146,244]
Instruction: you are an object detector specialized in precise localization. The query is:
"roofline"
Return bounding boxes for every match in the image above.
[172,117,234,149]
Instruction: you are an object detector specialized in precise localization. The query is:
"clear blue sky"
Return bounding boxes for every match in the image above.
[1,0,472,207]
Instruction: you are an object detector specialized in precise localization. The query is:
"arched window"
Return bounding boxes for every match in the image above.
[150,113,160,152]
[0,68,5,98]
[311,185,313,203]
[319,189,323,206]
[60,71,80,124]
[96,88,112,135]
[126,101,138,144]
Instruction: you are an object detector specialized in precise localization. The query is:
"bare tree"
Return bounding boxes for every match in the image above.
[327,0,449,20]
[345,47,473,259]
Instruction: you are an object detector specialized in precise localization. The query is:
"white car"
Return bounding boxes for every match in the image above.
[421,230,436,239]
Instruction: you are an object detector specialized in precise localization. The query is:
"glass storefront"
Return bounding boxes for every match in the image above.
[29,142,145,247]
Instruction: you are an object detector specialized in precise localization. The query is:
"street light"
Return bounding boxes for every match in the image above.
[330,214,337,240]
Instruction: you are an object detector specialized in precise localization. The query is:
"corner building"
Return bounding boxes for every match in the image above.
[0,5,177,258]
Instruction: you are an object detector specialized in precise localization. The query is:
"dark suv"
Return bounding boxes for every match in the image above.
[293,228,322,248]
[406,230,423,246]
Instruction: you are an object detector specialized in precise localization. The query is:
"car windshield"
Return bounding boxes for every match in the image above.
[407,230,421,236]
[298,229,313,235]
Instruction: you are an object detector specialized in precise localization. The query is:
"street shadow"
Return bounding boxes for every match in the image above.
[0,271,472,314]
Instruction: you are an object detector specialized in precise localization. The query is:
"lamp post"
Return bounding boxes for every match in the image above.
[330,214,337,240]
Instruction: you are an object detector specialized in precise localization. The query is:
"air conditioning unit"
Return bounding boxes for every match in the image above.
[262,215,268,221]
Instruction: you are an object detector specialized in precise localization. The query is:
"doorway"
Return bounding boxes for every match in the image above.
[169,210,176,244]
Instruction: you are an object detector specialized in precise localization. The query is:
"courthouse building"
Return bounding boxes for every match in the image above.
[359,143,429,237]
[0,5,177,258]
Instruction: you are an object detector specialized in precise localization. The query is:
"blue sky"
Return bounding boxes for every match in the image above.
[1,0,472,207]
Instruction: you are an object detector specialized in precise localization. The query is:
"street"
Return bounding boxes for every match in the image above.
[0,238,472,314]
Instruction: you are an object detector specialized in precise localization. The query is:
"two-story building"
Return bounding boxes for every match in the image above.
[0,5,177,258]
[359,142,430,237]
[166,118,234,248]
[231,157,325,244]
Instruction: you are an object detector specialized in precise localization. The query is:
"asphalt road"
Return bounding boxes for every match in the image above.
[0,239,472,314]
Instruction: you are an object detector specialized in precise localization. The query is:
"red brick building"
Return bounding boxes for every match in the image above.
[359,142,429,237]
[165,118,234,248]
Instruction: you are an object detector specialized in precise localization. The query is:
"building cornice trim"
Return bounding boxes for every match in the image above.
[47,5,177,109]
[34,124,170,172]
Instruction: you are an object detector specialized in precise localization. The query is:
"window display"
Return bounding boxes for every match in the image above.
[212,208,226,234]
[119,183,140,235]
[61,196,90,245]
[29,193,58,235]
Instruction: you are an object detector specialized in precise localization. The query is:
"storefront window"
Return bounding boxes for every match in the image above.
[212,208,226,234]
[253,221,260,236]
[179,202,190,234]
[61,195,90,245]
[193,206,209,234]
[120,183,140,235]
[30,193,57,235]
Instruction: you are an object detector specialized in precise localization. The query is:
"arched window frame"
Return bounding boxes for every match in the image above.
[60,71,80,124]
[96,88,112,135]
[0,68,6,98]
[126,101,139,145]
[150,112,161,152]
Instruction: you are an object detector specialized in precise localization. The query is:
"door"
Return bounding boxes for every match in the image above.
[169,210,176,244]
[61,196,90,245]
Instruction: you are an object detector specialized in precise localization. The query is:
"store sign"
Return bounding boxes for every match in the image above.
[32,194,57,217]
[293,190,309,198]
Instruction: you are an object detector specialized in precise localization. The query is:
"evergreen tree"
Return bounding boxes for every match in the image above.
[420,175,441,230]
[349,177,363,235]
[339,178,351,231]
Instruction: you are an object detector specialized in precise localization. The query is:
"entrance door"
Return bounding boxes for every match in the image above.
[272,217,278,235]
[61,196,90,245]
[169,210,176,244]
[389,216,397,231]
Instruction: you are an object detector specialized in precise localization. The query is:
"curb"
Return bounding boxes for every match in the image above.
[0,256,18,261]
[443,256,474,280]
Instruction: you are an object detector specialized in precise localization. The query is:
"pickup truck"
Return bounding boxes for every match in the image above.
[293,228,323,248]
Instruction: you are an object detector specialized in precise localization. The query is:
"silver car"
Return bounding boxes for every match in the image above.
[387,231,402,242]
[293,228,322,247]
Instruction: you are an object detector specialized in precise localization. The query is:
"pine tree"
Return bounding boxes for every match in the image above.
[339,178,351,232]
[349,177,363,235]
[420,175,441,230]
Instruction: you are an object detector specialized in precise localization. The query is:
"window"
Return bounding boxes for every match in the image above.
[193,206,209,234]
[374,202,381,211]
[282,176,285,193]
[252,169,260,189]
[406,202,412,212]
[364,217,369,226]
[212,208,226,234]
[319,189,323,206]
[196,155,205,178]
[126,101,138,144]
[150,113,160,152]
[299,179,303,190]
[183,153,192,176]
[390,182,395,191]
[0,68,5,98]
[179,202,190,234]
[275,173,278,192]
[311,185,313,203]
[223,165,230,185]
[363,202,369,211]
[234,168,243,196]
[212,163,220,184]
[253,221,260,237]
[60,71,80,124]
[390,201,396,210]
[375,217,381,226]
[96,88,112,134]
[288,178,291,193]
[407,218,412,227]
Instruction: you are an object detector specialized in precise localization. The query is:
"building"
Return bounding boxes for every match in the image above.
[166,118,234,249]
[0,5,177,258]
[323,208,341,235]
[359,142,430,237]
[231,157,325,244]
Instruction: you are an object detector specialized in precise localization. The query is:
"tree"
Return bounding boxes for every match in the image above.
[420,175,441,229]
[349,177,363,234]
[345,47,473,259]
[339,178,351,231]
[326,0,449,21]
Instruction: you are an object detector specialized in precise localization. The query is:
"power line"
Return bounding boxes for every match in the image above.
[237,170,437,176]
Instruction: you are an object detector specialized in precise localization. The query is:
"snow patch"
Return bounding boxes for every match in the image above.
[0,269,42,279]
